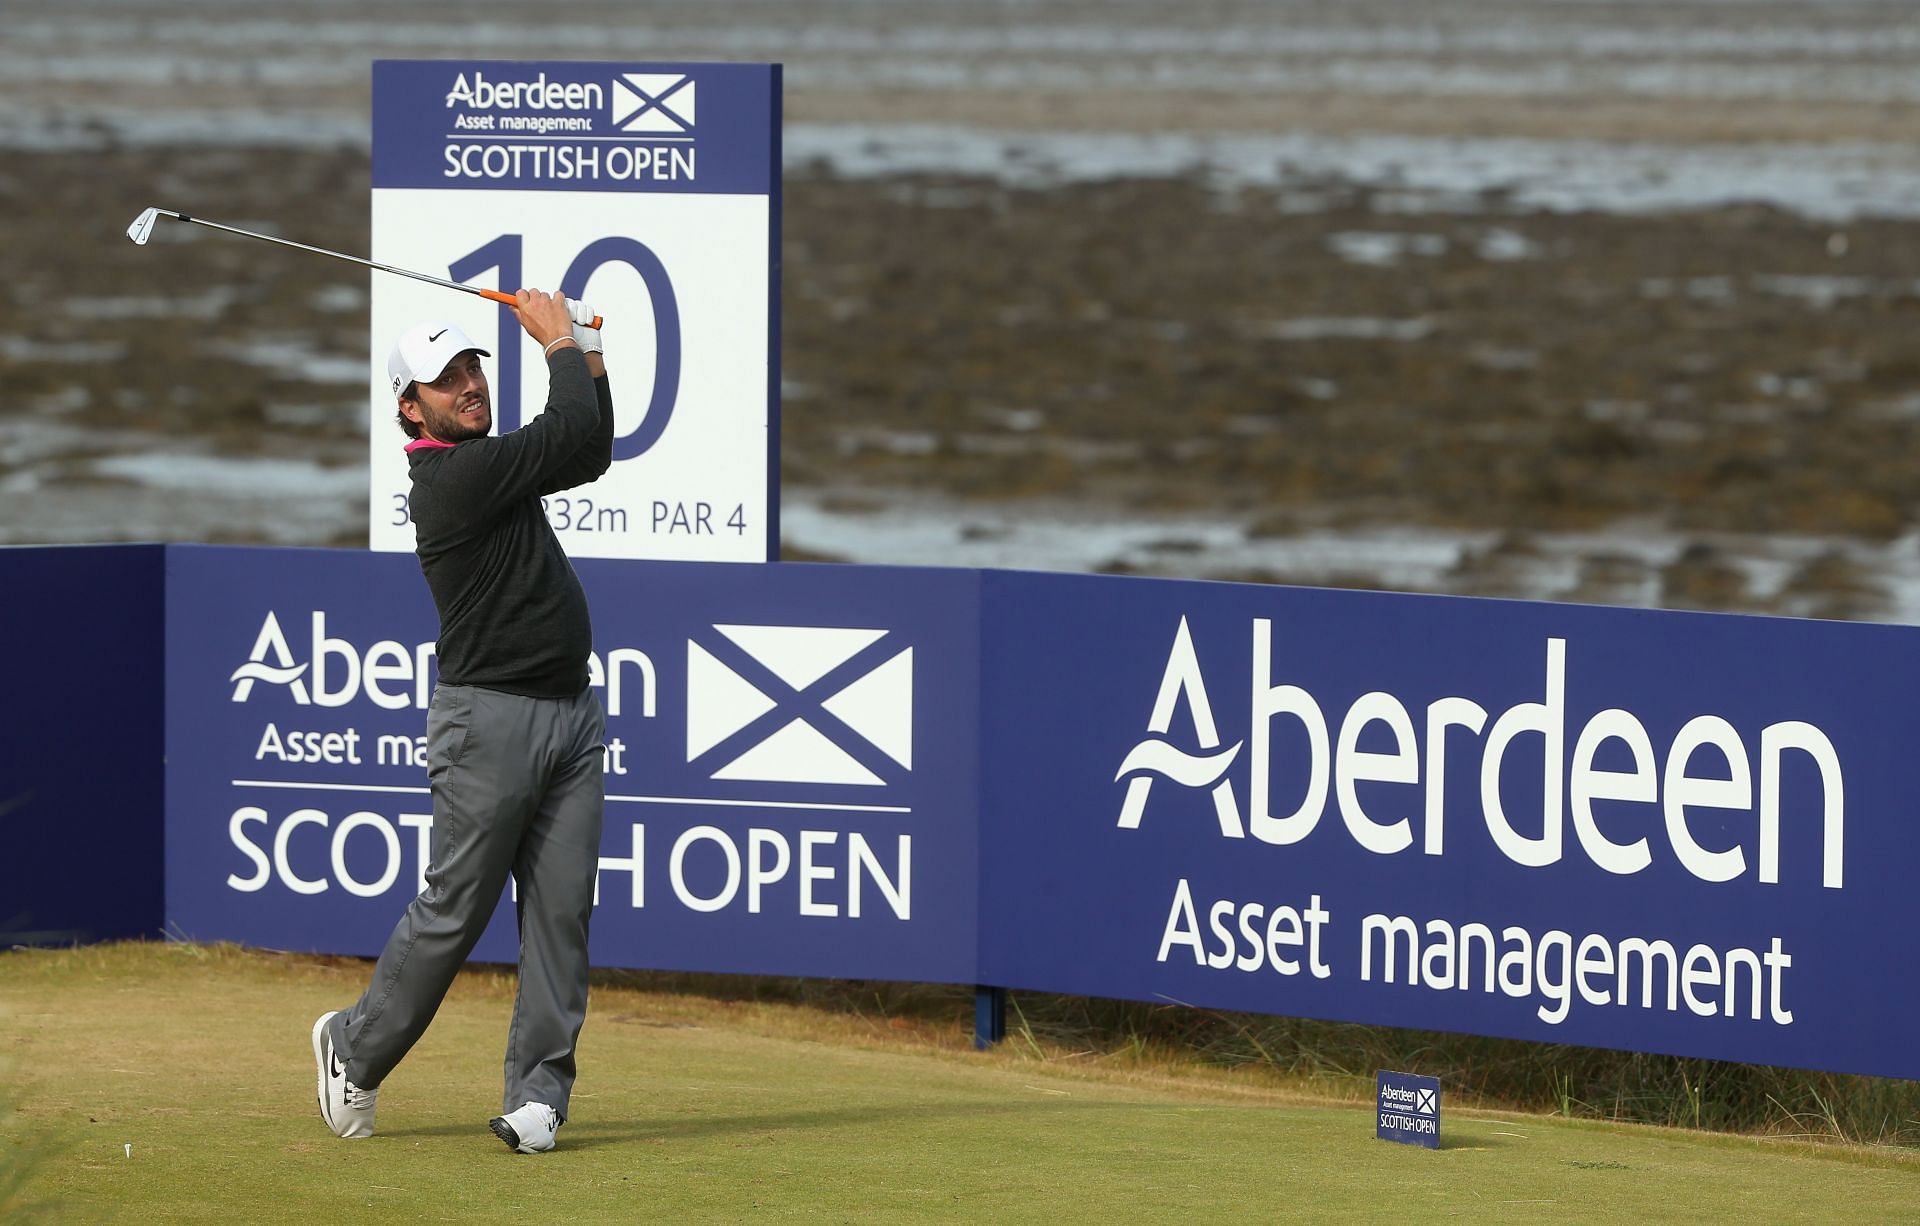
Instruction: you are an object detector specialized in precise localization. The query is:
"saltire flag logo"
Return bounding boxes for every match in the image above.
[612,73,697,133]
[686,625,913,786]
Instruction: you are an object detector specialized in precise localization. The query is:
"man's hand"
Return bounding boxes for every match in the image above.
[512,289,576,351]
[569,302,605,375]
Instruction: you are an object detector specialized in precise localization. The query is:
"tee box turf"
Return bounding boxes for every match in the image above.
[1376,1070,1441,1149]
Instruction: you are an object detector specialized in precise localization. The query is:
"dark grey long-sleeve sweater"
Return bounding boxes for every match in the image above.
[405,347,614,697]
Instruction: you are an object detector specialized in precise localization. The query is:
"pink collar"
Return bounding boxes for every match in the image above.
[404,438,457,453]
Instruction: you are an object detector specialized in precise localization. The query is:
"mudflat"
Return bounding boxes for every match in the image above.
[5,0,1918,618]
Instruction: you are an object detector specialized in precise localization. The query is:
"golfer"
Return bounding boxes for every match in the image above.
[313,289,613,1154]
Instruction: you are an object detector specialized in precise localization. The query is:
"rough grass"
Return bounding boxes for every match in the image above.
[2,943,1917,1223]
[990,992,1920,1147]
[598,970,1920,1147]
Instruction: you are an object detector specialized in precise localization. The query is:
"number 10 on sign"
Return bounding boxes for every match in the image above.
[366,190,775,562]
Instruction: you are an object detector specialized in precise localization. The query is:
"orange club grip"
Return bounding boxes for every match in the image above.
[477,289,603,330]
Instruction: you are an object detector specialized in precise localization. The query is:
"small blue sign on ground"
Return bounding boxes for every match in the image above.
[1377,1070,1441,1149]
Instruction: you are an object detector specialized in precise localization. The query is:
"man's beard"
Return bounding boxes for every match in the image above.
[428,398,490,442]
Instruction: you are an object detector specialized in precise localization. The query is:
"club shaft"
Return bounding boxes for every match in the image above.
[168,212,493,300]
[149,209,601,327]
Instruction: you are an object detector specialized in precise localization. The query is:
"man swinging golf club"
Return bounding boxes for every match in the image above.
[312,288,613,1154]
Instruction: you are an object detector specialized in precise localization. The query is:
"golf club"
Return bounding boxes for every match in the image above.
[125,207,602,328]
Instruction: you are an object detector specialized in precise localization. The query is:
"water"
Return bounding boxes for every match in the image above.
[780,491,1920,622]
[6,0,1920,219]
[9,0,1920,617]
[64,289,240,321]
[0,420,364,545]
[86,452,362,498]
[205,336,371,386]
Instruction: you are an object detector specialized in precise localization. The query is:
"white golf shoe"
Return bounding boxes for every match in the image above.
[490,1102,561,1153]
[312,1011,377,1139]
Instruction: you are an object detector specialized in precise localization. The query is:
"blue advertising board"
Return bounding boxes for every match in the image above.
[976,570,1920,1080]
[16,541,1920,1081]
[162,546,978,983]
[0,545,165,944]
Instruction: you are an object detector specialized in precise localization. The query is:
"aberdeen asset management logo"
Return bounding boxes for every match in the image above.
[1114,617,1243,829]
[612,73,696,133]
[231,611,310,701]
[686,624,912,787]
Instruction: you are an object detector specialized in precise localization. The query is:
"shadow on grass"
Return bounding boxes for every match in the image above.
[1437,1128,1520,1152]
[382,1100,1525,1157]
[380,1098,1124,1151]
[0,1081,71,1223]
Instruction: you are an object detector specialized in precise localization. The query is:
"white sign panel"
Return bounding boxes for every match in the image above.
[367,61,781,561]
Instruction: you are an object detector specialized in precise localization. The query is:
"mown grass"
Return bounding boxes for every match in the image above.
[2,942,1916,1223]
[0,1079,66,1223]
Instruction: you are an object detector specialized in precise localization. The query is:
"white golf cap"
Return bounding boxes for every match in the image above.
[387,321,490,399]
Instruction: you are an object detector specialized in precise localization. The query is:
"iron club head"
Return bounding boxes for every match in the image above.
[125,207,163,246]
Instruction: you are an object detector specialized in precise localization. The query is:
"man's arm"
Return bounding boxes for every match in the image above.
[423,291,604,515]
[539,349,614,495]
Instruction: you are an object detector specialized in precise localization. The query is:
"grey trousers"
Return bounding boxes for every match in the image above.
[331,682,605,1120]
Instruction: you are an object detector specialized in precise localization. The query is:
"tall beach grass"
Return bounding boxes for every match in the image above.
[602,969,1920,1147]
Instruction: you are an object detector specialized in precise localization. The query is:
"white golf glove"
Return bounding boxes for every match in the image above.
[565,298,602,354]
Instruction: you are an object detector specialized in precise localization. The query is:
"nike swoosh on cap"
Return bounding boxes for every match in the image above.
[428,328,447,341]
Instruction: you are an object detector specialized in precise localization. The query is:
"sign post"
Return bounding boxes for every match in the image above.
[368,60,780,562]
